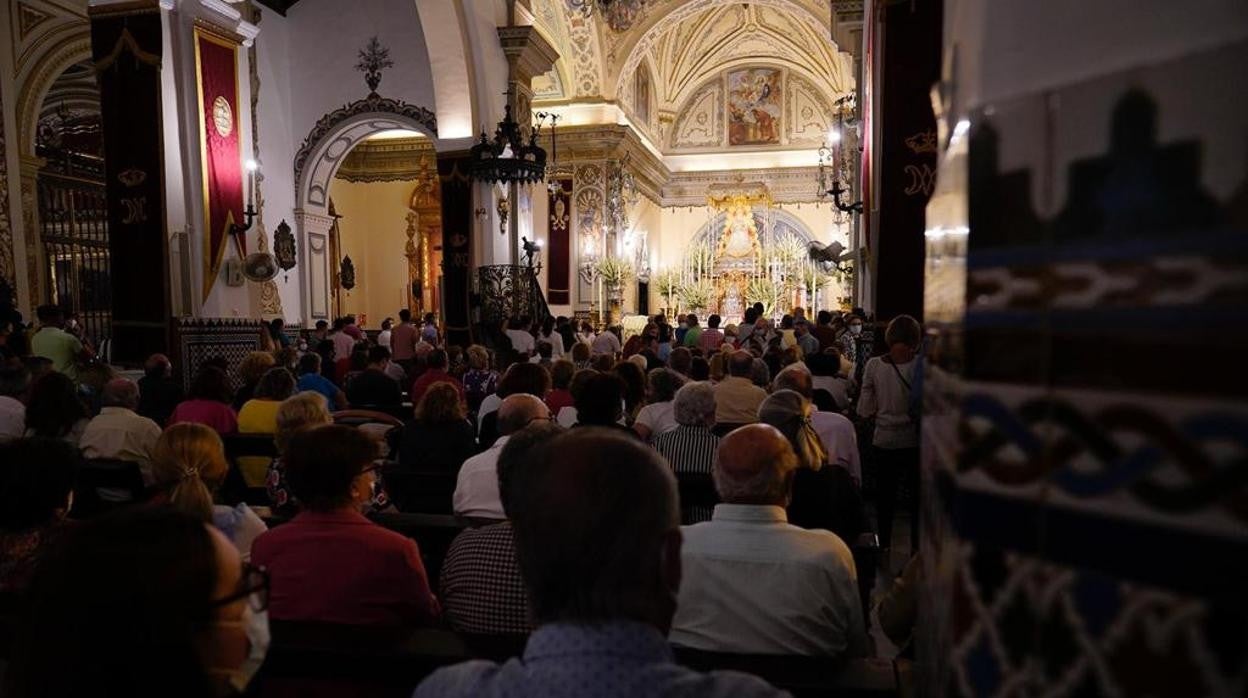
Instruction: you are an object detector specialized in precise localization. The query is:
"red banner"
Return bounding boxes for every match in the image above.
[195,28,243,300]
[547,178,572,304]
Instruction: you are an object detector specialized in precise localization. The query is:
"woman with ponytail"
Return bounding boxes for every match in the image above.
[758,389,866,547]
[151,423,267,559]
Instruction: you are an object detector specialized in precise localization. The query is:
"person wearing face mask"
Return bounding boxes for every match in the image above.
[250,425,440,627]
[3,507,271,697]
[840,311,867,372]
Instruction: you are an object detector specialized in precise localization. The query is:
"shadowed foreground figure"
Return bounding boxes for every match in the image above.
[416,428,788,698]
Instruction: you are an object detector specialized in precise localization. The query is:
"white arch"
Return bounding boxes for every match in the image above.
[293,110,436,321]
[294,110,436,214]
[17,31,93,156]
[414,0,476,139]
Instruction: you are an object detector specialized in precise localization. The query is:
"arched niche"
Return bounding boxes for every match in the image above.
[292,96,437,321]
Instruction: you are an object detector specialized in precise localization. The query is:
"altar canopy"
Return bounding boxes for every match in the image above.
[659,184,851,323]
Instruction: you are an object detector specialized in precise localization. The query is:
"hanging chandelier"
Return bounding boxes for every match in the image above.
[467,103,553,185]
[817,93,863,215]
[566,0,649,32]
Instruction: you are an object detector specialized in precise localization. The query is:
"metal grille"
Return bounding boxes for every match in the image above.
[475,265,550,327]
[38,172,112,345]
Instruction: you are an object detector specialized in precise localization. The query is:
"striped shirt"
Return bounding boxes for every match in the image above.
[653,424,719,476]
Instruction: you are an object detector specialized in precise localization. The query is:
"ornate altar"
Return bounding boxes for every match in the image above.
[671,181,848,322]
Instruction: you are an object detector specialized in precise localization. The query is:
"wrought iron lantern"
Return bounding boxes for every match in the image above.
[273,219,296,281]
[566,0,649,31]
[467,104,553,185]
[339,255,356,291]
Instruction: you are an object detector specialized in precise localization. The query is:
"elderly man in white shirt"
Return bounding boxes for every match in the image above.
[454,394,551,519]
[773,363,861,484]
[670,423,867,657]
[79,378,163,484]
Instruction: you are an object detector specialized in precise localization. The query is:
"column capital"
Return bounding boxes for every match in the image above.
[497,25,559,85]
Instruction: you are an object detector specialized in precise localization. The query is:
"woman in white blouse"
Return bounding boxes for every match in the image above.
[857,314,922,557]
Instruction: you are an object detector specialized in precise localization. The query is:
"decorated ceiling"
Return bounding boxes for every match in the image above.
[528,0,853,154]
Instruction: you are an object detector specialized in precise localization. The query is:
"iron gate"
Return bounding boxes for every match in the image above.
[38,172,112,345]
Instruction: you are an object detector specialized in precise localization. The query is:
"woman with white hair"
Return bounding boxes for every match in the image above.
[652,381,719,476]
[758,389,866,546]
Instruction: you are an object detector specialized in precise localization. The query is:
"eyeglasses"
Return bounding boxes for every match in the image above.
[209,562,270,613]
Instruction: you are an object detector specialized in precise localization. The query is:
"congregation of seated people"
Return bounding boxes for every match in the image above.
[0,302,922,696]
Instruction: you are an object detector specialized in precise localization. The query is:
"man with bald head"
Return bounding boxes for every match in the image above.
[669,424,867,657]
[80,377,163,483]
[418,428,785,698]
[453,393,551,520]
[712,350,768,424]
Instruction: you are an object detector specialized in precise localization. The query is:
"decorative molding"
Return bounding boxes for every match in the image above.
[17,2,53,40]
[0,86,13,287]
[197,0,259,45]
[662,166,826,207]
[291,93,437,195]
[332,136,436,183]
[498,25,559,84]
[16,32,92,156]
[671,79,722,149]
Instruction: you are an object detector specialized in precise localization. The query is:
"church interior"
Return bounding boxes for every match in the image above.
[0,0,1245,696]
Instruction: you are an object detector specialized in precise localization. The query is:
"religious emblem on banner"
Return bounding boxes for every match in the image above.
[551,196,569,232]
[212,96,234,137]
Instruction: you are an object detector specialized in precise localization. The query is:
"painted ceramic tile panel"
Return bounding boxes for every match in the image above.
[923,37,1248,698]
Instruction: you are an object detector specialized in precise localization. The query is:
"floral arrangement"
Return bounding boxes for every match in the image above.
[655,269,682,308]
[595,256,634,289]
[678,278,716,311]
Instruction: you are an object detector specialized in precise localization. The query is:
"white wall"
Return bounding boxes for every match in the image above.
[283,0,435,150]
[252,6,303,320]
[327,177,418,328]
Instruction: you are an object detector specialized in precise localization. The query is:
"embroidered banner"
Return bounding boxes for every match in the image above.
[438,156,472,347]
[91,3,168,362]
[195,28,244,300]
[546,178,572,304]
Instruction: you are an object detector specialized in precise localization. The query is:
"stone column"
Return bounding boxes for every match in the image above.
[17,157,45,310]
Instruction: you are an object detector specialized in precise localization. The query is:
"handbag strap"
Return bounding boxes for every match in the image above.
[887,357,911,392]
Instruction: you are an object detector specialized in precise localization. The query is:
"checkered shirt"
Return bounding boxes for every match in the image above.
[439,521,532,635]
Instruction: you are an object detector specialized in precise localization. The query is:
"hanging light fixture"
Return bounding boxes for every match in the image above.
[467,103,552,185]
[565,0,649,32]
[817,93,863,215]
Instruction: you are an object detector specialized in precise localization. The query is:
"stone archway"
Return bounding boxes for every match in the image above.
[291,95,437,322]
[8,30,93,313]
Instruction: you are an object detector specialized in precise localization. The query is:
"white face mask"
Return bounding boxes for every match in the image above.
[849,324,863,335]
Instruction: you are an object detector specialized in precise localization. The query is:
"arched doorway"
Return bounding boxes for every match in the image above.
[323,132,442,326]
[292,96,438,326]
[34,59,110,346]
